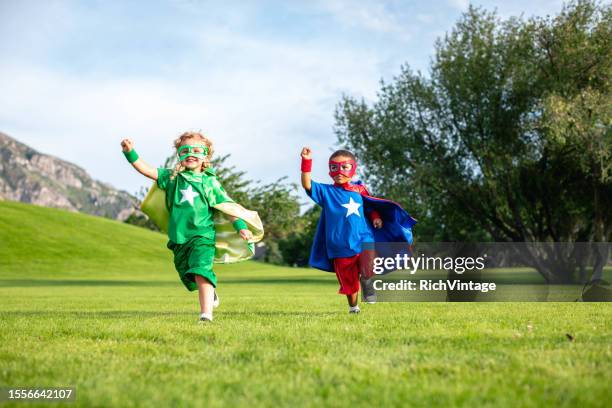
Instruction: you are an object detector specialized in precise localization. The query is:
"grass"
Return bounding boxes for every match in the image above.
[0,201,610,407]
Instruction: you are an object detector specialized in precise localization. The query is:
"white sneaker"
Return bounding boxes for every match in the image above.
[199,313,213,322]
[349,305,361,314]
[213,291,220,308]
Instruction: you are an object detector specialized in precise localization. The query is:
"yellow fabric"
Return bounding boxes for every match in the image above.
[141,183,264,263]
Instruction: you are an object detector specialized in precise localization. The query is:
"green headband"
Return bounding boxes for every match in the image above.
[177,144,209,161]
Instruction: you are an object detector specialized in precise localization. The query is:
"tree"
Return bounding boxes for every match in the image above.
[277,205,321,266]
[335,0,611,282]
[537,2,612,279]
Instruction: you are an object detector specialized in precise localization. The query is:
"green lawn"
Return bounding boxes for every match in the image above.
[0,201,610,407]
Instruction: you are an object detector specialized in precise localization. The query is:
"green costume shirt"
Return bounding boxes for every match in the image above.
[156,167,233,245]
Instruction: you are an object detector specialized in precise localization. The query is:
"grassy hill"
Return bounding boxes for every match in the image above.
[0,200,170,279]
[0,201,610,407]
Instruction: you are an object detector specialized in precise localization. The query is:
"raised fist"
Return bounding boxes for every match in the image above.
[120,138,134,152]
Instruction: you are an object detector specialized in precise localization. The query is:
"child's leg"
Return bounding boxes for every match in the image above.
[186,240,217,320]
[346,292,358,307]
[359,250,377,303]
[333,255,361,309]
[195,275,215,315]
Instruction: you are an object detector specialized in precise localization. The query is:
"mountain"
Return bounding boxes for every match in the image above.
[0,132,136,220]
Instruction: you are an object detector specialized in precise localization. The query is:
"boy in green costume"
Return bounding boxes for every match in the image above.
[121,132,264,322]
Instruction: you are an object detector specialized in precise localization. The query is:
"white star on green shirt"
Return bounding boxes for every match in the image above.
[179,185,199,206]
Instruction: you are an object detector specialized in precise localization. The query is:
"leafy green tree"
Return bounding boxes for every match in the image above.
[278,205,321,266]
[537,1,612,279]
[211,155,302,263]
[537,1,612,243]
[335,0,611,282]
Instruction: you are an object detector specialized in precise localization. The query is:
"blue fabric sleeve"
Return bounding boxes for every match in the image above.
[307,181,326,206]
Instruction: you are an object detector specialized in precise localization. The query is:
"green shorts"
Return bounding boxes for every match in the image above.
[167,236,216,291]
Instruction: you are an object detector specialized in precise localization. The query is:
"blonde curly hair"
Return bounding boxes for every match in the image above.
[170,131,214,179]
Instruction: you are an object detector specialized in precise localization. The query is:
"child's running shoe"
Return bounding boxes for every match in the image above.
[360,277,377,304]
[213,291,220,308]
[349,305,361,314]
[199,313,213,323]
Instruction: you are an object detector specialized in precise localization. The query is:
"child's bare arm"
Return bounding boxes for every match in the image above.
[300,147,312,192]
[120,138,158,180]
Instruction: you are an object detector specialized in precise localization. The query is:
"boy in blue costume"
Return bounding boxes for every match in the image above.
[300,147,416,313]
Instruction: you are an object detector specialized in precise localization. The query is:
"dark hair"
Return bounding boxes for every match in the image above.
[329,149,356,162]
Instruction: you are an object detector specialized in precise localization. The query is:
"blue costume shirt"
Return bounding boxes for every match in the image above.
[308,181,375,259]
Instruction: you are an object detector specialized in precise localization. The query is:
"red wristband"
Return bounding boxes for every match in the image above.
[369,210,382,222]
[301,158,312,172]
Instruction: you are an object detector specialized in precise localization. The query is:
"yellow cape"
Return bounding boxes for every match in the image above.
[141,183,264,263]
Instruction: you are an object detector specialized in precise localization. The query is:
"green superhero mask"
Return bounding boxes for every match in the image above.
[177,144,209,161]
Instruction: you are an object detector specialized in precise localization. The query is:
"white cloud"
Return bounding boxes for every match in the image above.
[1,0,569,203]
[448,0,470,11]
[315,0,413,41]
[416,13,434,23]
[0,26,384,199]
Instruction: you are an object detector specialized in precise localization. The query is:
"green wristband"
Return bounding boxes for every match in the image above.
[123,149,139,164]
[233,219,248,232]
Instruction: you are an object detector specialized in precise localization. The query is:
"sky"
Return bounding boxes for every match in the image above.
[0,0,565,204]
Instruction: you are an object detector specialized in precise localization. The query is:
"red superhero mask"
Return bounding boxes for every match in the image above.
[329,159,357,179]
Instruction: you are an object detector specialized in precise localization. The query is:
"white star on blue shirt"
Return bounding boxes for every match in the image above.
[341,197,361,217]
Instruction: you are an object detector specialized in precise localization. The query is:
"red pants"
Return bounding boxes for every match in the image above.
[332,250,375,295]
